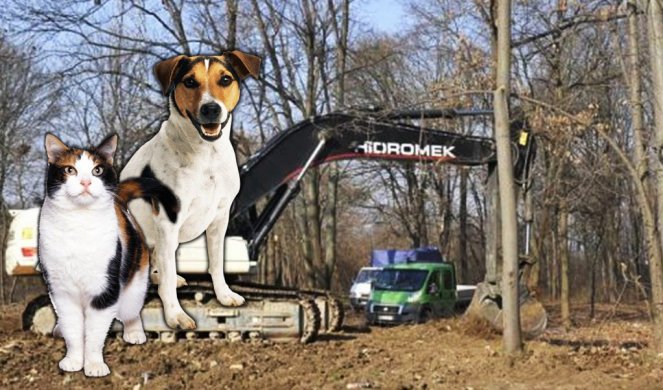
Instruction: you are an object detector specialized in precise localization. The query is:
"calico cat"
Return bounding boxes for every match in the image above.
[38,133,179,377]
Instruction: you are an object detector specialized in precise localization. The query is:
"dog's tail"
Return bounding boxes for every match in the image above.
[117,167,180,223]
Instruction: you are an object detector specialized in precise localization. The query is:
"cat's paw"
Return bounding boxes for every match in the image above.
[165,309,196,330]
[58,356,83,372]
[84,361,110,377]
[215,285,245,307]
[123,330,147,345]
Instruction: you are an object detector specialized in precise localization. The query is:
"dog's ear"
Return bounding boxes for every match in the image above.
[154,55,188,96]
[224,50,261,80]
[44,133,68,164]
[96,133,118,165]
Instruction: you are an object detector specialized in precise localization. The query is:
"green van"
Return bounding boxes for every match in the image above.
[365,262,458,324]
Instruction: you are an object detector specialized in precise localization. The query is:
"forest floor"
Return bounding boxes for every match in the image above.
[1,301,662,389]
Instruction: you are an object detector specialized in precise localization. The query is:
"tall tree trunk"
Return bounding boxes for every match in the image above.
[485,167,500,285]
[0,203,10,304]
[459,167,469,283]
[626,1,649,191]
[558,205,571,329]
[485,0,500,289]
[647,0,663,353]
[494,0,522,353]
[322,0,350,289]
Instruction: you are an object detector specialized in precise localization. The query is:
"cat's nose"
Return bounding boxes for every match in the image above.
[80,179,91,188]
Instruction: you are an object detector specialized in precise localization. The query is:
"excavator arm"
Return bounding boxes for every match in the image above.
[228,111,534,259]
[228,109,545,337]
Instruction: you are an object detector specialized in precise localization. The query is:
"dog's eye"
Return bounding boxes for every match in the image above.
[183,78,198,88]
[219,75,233,87]
[92,166,104,176]
[64,166,77,175]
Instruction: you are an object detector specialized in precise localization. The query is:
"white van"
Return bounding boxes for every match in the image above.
[349,266,382,311]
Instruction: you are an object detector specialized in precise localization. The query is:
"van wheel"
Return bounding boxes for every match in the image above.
[418,307,431,324]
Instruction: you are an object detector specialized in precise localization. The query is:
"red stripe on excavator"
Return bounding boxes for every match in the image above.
[281,152,455,183]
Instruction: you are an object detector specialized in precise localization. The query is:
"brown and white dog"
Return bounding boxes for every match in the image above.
[120,51,260,329]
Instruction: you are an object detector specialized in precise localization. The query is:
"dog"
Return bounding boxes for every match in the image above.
[120,51,260,329]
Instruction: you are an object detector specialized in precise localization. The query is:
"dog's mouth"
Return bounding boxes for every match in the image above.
[187,111,230,142]
[201,123,221,136]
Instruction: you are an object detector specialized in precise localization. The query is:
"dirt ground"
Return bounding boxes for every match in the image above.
[1,302,662,389]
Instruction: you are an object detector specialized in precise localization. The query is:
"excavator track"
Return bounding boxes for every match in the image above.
[22,282,343,344]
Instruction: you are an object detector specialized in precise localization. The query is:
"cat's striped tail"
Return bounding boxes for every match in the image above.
[117,166,180,223]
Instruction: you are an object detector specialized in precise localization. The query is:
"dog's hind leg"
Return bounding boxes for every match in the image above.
[206,207,245,307]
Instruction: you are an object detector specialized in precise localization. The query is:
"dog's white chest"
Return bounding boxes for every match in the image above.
[176,145,240,242]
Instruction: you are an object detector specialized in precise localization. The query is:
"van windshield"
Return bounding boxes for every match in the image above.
[374,269,428,292]
[355,269,381,283]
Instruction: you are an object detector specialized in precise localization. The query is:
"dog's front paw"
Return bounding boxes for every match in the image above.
[123,330,147,345]
[215,286,245,307]
[59,356,83,372]
[84,361,110,377]
[165,309,196,330]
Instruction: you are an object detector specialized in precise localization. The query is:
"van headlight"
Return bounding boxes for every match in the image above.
[407,291,422,303]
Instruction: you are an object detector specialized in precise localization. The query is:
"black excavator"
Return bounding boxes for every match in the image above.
[16,109,545,343]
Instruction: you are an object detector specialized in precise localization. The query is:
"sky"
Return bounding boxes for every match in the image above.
[360,0,408,34]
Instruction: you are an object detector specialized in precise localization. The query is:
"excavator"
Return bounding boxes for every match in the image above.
[7,108,546,343]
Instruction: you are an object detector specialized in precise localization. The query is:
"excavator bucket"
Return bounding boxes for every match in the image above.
[464,282,547,338]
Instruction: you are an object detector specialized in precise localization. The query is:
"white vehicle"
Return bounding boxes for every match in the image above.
[349,266,382,310]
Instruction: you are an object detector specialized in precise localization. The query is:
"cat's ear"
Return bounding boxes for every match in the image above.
[44,133,68,164]
[96,133,118,165]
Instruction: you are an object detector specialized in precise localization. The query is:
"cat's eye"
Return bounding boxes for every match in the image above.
[183,77,198,88]
[219,75,233,87]
[92,166,104,176]
[64,166,77,175]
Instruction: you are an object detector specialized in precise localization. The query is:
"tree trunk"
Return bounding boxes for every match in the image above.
[626,1,649,191]
[485,165,499,285]
[459,167,468,283]
[559,206,571,329]
[226,0,238,49]
[322,0,350,289]
[647,0,663,353]
[494,0,522,353]
[0,203,10,304]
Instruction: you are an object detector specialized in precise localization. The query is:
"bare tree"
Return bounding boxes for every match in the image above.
[0,37,58,302]
[646,0,663,353]
[494,0,522,353]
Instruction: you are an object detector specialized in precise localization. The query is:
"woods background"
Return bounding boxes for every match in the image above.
[0,0,659,321]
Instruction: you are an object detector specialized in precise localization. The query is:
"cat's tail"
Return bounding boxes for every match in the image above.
[117,167,180,223]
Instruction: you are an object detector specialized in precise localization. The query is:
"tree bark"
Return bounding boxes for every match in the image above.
[0,203,10,304]
[647,0,663,353]
[626,1,649,191]
[322,0,350,289]
[226,0,238,49]
[559,205,571,329]
[459,167,469,283]
[494,0,522,353]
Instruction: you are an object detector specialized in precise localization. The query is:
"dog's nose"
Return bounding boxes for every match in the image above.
[200,103,221,120]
